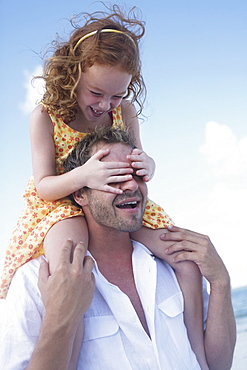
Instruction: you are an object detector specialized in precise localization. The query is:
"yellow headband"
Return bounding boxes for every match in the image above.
[73,29,136,52]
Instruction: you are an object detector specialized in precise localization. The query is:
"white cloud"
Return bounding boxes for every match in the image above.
[199,122,247,287]
[200,121,247,177]
[170,181,247,288]
[205,183,247,288]
[19,65,45,114]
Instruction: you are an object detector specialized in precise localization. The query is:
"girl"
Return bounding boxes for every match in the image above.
[0,4,208,369]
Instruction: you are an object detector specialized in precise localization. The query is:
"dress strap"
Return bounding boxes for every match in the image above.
[111,105,124,129]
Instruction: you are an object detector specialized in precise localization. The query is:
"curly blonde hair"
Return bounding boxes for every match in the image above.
[40,4,146,123]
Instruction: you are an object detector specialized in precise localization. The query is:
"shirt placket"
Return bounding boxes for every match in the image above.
[92,252,160,369]
[132,244,162,368]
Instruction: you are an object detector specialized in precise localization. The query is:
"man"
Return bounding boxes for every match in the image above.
[0,128,235,369]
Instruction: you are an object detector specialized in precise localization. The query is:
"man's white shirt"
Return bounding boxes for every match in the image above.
[0,241,208,369]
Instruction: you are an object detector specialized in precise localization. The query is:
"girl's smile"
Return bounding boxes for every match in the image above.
[76,64,132,123]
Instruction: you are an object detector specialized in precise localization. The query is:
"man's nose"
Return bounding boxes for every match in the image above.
[120,175,138,192]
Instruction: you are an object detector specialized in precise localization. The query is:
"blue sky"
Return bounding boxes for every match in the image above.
[1,0,247,288]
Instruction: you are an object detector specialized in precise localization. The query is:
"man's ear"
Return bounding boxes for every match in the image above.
[73,189,88,207]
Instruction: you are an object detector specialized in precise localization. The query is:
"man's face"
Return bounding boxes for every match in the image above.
[83,143,147,232]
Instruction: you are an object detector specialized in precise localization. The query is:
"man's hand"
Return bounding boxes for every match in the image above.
[39,240,95,330]
[161,225,230,285]
[27,241,95,370]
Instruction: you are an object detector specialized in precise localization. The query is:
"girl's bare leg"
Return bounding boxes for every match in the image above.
[131,226,209,370]
[44,216,88,274]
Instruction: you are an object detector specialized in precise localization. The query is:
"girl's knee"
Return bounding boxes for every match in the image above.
[44,216,89,273]
[44,216,88,252]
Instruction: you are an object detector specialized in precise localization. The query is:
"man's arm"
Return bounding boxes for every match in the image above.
[161,226,236,370]
[204,274,235,369]
[27,240,95,370]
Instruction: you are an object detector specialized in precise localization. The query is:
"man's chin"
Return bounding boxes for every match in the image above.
[118,220,143,233]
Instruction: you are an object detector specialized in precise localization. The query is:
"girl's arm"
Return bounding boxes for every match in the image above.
[30,105,82,201]
[30,105,133,201]
[121,101,155,181]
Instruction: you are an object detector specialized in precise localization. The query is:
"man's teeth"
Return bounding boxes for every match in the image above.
[117,201,137,209]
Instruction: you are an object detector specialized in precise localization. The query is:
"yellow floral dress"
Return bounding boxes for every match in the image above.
[0,105,173,299]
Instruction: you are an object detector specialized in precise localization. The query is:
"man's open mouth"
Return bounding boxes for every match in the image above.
[116,201,138,209]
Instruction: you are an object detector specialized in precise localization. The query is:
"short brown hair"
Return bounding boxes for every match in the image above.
[64,127,136,173]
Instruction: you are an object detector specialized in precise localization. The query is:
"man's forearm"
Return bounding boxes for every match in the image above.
[26,315,77,370]
[204,276,236,370]
[29,241,94,369]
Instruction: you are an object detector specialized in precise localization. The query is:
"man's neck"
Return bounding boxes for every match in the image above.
[88,227,133,260]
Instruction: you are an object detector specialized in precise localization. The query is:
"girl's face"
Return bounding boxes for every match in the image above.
[76,64,132,122]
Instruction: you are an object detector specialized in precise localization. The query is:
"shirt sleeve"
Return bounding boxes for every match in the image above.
[0,258,43,370]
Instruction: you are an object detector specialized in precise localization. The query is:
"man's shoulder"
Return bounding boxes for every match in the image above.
[15,255,44,277]
[7,256,44,302]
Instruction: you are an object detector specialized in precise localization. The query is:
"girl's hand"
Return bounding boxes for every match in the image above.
[82,148,133,194]
[127,148,155,182]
